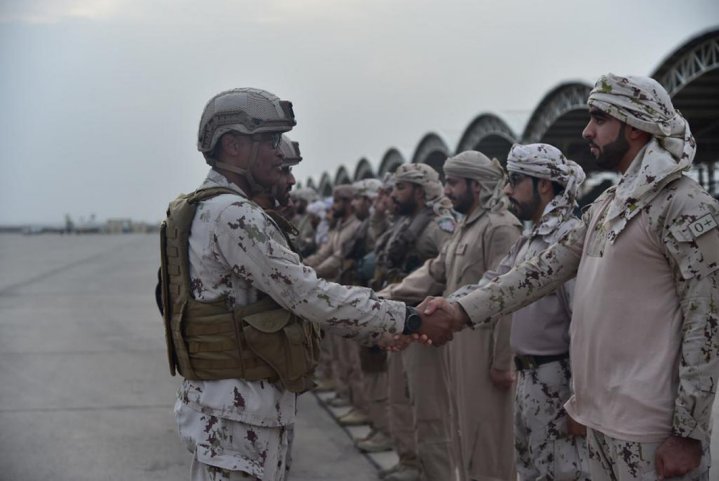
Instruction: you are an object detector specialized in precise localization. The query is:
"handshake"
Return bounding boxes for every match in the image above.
[379,297,470,351]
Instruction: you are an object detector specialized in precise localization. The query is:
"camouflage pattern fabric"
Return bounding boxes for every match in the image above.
[456,175,719,453]
[587,74,696,243]
[352,178,382,199]
[176,402,289,481]
[175,169,406,480]
[586,428,709,481]
[515,360,589,481]
[505,143,585,238]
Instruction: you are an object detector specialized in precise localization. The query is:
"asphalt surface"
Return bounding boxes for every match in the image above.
[0,233,717,481]
[0,234,380,481]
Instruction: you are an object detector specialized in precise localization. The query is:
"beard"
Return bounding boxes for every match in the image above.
[593,124,629,171]
[508,189,541,222]
[332,205,348,220]
[449,189,474,215]
[394,197,417,216]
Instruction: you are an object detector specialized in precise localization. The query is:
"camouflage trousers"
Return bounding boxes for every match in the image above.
[175,402,293,481]
[515,359,590,481]
[586,428,710,481]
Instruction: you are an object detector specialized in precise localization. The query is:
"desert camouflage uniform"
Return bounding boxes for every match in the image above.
[450,143,590,481]
[455,216,589,481]
[456,178,719,480]
[586,428,710,481]
[175,170,406,481]
[455,74,719,480]
[515,360,589,481]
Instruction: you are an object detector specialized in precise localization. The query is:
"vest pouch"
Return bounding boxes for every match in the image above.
[241,309,316,393]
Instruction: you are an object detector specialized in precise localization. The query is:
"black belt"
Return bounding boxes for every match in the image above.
[514,353,569,371]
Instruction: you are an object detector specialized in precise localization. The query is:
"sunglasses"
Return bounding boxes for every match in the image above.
[252,132,282,149]
[506,172,529,188]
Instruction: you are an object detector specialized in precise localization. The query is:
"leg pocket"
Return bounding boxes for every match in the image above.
[181,409,289,480]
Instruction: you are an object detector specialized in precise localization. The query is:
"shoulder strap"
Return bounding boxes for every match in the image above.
[187,186,241,204]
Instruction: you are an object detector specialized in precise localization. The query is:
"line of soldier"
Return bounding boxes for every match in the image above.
[287,140,590,481]
[161,74,718,481]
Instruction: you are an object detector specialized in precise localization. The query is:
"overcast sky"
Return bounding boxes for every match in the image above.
[1,0,717,225]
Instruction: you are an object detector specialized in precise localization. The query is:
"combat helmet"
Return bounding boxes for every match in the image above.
[279,135,302,167]
[197,88,296,192]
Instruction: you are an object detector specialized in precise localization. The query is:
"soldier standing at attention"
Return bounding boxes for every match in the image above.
[382,152,521,481]
[347,179,396,453]
[159,88,456,481]
[305,184,366,416]
[422,74,719,481]
[450,144,590,480]
[289,188,319,256]
[377,163,456,481]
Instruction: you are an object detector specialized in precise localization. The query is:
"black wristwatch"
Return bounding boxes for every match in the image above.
[402,306,422,335]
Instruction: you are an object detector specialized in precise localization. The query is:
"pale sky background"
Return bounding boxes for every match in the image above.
[1,0,717,225]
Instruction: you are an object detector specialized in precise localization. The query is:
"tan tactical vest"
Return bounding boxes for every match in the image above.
[160,187,321,393]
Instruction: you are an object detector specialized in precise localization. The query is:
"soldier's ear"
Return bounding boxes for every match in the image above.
[470,179,481,197]
[537,178,552,194]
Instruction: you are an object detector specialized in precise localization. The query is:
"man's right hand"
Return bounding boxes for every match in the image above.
[415,296,468,346]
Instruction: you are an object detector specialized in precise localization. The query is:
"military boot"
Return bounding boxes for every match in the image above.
[356,430,393,453]
[382,464,420,481]
[337,408,369,426]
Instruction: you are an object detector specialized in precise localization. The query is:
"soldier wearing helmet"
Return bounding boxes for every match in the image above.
[160,88,458,481]
[251,134,300,212]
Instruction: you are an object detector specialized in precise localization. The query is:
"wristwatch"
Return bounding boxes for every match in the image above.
[402,306,422,335]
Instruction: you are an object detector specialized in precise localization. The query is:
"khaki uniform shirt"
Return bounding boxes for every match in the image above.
[380,209,455,276]
[178,170,406,429]
[305,215,362,281]
[457,175,719,445]
[383,205,521,481]
[293,212,315,254]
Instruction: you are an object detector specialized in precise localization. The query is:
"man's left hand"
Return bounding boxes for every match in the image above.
[655,435,702,480]
[489,368,515,389]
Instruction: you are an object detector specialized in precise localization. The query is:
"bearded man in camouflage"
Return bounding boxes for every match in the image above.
[422,75,719,481]
[159,88,454,481]
[451,143,590,480]
[382,152,522,481]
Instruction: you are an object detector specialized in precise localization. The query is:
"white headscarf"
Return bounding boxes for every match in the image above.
[587,73,696,243]
[506,143,585,237]
[352,179,383,199]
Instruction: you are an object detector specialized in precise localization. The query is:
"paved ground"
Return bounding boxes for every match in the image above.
[0,232,717,481]
[0,234,382,481]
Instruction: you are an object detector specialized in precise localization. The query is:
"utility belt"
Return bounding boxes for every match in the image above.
[514,353,569,371]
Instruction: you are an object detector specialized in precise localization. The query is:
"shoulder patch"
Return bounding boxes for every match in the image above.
[688,213,717,238]
[436,216,456,234]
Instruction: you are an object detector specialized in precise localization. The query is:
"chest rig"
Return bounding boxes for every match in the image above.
[160,187,320,393]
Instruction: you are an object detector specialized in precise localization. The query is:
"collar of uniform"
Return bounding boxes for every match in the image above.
[461,205,486,228]
[337,214,358,230]
[203,168,250,198]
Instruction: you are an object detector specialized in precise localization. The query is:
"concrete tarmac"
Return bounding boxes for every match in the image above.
[0,233,717,481]
[0,234,379,481]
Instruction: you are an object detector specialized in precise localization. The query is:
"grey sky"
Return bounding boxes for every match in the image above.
[1,0,717,224]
